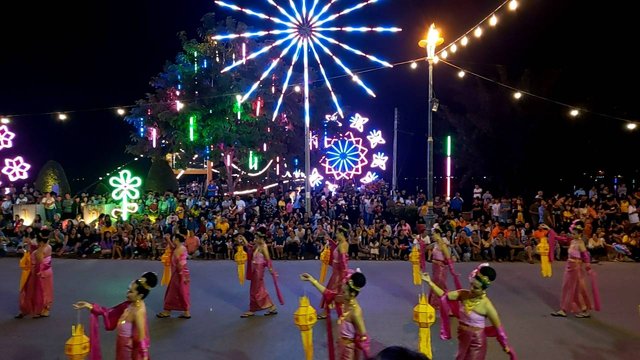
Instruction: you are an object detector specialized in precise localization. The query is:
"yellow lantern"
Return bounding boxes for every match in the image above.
[536,237,552,278]
[294,296,318,360]
[234,245,248,285]
[160,247,172,286]
[409,245,421,285]
[319,246,331,283]
[413,293,435,359]
[19,249,31,291]
[65,324,90,360]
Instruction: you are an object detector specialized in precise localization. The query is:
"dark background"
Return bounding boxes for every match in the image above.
[1,0,637,196]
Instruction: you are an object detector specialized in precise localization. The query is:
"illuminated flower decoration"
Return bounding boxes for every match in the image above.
[321,131,368,180]
[349,113,369,132]
[0,125,16,150]
[371,152,388,170]
[360,171,379,184]
[309,168,324,187]
[325,112,342,127]
[366,129,385,148]
[310,134,319,150]
[109,170,142,221]
[1,156,30,181]
[325,181,339,193]
[109,170,142,201]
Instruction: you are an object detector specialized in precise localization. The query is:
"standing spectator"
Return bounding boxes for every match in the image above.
[473,184,483,199]
[2,195,13,222]
[61,193,74,220]
[449,193,464,217]
[41,192,56,223]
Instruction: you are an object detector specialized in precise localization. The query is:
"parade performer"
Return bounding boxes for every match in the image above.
[535,225,553,278]
[551,220,601,318]
[156,233,191,319]
[238,227,283,318]
[16,235,54,319]
[73,272,158,360]
[318,222,350,320]
[301,270,370,360]
[422,263,517,360]
[428,225,461,309]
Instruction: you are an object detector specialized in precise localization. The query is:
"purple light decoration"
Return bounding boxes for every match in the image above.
[2,156,30,181]
[366,129,385,148]
[0,125,16,150]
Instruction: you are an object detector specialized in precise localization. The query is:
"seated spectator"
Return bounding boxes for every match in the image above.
[185,230,201,259]
[587,231,607,262]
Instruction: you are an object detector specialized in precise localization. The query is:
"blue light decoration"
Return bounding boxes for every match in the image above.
[320,131,368,180]
[138,118,145,138]
[315,111,387,184]
[212,0,401,128]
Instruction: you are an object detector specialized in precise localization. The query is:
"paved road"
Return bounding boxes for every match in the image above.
[0,257,638,360]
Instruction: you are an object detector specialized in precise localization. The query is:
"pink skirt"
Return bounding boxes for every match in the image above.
[249,262,274,311]
[429,261,447,308]
[456,325,487,360]
[560,260,591,313]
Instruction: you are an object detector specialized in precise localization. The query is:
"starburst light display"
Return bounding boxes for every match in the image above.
[315,111,387,184]
[213,0,401,127]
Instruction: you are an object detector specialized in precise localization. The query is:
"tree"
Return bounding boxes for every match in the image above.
[35,160,71,195]
[125,13,331,193]
[146,158,178,193]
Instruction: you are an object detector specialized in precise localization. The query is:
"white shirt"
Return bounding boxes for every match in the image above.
[473,187,483,199]
[629,205,639,224]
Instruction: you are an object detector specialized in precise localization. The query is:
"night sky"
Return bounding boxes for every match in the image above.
[1,0,637,195]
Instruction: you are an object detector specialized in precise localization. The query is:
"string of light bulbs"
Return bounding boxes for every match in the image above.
[4,0,636,130]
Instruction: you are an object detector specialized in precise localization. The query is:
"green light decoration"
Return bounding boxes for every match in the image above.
[189,116,195,141]
[249,150,259,170]
[109,169,142,221]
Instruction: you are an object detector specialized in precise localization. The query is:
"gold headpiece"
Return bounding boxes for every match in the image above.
[137,277,151,291]
[475,273,491,288]
[347,279,361,292]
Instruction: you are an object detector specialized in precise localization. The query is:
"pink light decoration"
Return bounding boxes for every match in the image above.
[242,42,247,64]
[2,156,30,181]
[0,125,16,150]
[263,142,267,151]
[348,113,369,132]
[226,154,231,167]
[151,128,157,148]
[276,156,280,176]
[366,129,385,148]
[446,156,451,200]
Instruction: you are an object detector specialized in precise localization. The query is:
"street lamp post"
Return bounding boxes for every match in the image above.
[419,24,443,232]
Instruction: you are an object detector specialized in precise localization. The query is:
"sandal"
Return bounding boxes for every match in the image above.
[156,313,170,318]
[575,312,591,318]
[33,314,49,319]
[551,311,567,317]
[178,314,191,319]
[265,309,278,316]
[240,312,255,318]
[316,314,327,320]
[14,313,25,319]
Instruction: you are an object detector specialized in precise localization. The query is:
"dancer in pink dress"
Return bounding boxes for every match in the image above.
[428,226,461,309]
[318,222,350,319]
[422,264,517,360]
[74,272,158,360]
[238,227,281,317]
[16,236,53,319]
[156,233,191,319]
[301,270,370,360]
[551,220,601,318]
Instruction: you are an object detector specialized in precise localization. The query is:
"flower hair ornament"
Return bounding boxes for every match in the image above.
[569,220,584,234]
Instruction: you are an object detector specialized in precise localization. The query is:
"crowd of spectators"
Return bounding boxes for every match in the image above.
[1,180,638,265]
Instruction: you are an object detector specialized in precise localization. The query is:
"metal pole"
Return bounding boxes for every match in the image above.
[303,39,312,214]
[392,107,398,193]
[426,58,436,230]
